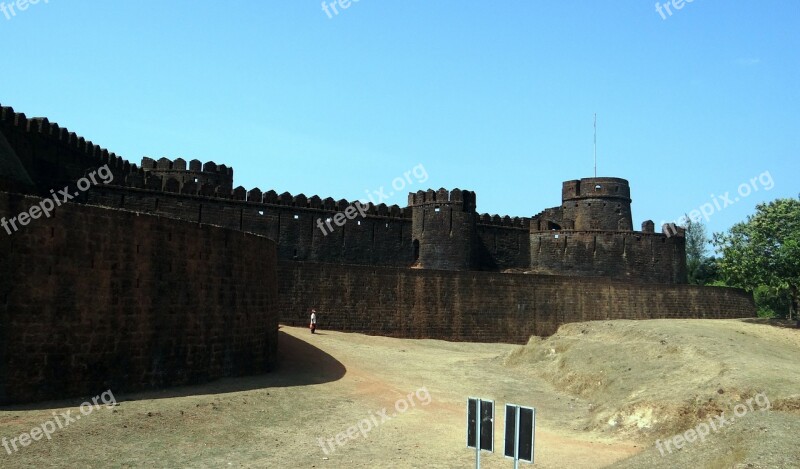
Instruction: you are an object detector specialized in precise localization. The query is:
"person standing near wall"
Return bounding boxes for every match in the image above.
[310,309,317,334]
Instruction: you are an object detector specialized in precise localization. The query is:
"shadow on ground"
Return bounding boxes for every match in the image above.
[1,330,346,411]
[742,317,800,329]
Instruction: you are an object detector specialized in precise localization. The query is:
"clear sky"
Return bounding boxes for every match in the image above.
[1,1,798,238]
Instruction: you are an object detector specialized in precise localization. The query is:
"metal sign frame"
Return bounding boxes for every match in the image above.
[466,397,495,452]
[504,403,536,465]
[467,397,495,469]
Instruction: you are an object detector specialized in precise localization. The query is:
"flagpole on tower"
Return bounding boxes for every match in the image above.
[593,113,597,178]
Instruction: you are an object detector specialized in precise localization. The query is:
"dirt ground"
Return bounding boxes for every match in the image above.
[1,318,798,468]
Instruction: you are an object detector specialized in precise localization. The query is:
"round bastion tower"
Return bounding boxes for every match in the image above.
[530,176,687,284]
[560,177,633,231]
[409,188,477,271]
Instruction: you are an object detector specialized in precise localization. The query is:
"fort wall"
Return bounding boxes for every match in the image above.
[529,230,687,283]
[0,192,279,405]
[86,185,415,267]
[476,214,531,271]
[277,261,755,342]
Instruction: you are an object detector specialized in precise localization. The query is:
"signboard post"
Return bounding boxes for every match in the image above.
[467,397,494,469]
[504,404,536,467]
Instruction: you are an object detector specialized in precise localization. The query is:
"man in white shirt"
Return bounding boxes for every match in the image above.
[310,309,317,334]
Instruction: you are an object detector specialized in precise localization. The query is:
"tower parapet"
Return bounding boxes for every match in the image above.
[140,157,234,192]
[407,187,476,211]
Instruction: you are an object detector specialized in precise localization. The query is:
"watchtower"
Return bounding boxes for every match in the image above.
[560,177,633,231]
[408,188,477,271]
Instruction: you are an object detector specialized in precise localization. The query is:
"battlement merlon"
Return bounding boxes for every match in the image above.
[662,223,687,238]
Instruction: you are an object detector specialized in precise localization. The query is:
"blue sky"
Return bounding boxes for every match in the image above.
[1,1,798,238]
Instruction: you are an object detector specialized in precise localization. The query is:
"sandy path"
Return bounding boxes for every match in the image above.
[267,326,642,468]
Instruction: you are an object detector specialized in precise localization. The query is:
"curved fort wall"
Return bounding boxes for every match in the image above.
[0,192,279,405]
[87,184,416,267]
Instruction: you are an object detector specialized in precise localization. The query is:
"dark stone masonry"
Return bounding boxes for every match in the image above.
[0,192,278,405]
[0,103,755,404]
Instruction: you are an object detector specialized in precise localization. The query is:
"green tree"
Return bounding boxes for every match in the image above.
[693,256,721,286]
[685,219,713,284]
[713,197,800,319]
[752,285,791,318]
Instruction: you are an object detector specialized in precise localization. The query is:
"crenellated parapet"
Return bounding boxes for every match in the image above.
[407,188,477,212]
[223,189,409,218]
[140,157,234,191]
[139,157,234,178]
[562,177,631,202]
[477,213,530,229]
[0,104,136,191]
